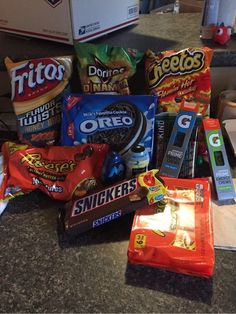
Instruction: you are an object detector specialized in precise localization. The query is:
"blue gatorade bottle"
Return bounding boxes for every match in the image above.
[102,151,126,185]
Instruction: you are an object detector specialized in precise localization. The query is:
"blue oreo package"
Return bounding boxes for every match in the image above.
[61,94,157,165]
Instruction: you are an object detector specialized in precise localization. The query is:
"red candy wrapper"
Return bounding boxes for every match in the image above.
[128,177,215,278]
[0,142,109,201]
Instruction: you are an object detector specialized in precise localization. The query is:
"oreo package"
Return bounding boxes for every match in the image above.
[61,94,157,165]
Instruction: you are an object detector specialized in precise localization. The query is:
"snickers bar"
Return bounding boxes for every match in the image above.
[58,170,166,235]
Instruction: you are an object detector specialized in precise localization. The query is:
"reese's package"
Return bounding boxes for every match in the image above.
[61,94,157,164]
[5,56,73,147]
[145,47,213,117]
[0,141,109,201]
[74,42,143,94]
[128,176,215,278]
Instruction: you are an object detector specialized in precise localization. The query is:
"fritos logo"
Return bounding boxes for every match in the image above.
[147,49,204,89]
[11,58,65,101]
[21,153,76,173]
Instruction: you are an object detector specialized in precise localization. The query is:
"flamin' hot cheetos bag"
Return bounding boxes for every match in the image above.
[145,47,213,117]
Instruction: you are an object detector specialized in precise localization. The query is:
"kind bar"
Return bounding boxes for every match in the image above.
[203,118,236,202]
[128,177,215,278]
[58,170,167,235]
[159,101,200,178]
[0,141,109,202]
[74,42,143,94]
[61,93,157,164]
[5,56,73,146]
[145,47,213,117]
[154,112,202,178]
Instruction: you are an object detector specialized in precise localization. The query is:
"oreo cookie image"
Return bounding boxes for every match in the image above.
[87,101,146,155]
[61,94,157,162]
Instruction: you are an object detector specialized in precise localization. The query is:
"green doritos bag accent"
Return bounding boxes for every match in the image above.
[74,42,144,95]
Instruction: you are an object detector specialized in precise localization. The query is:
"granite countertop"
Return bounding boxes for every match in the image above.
[1,190,236,313]
[0,13,236,70]
[1,12,236,313]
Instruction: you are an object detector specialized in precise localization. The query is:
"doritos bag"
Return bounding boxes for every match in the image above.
[145,47,213,117]
[74,42,143,95]
[5,55,73,147]
[128,176,215,278]
[0,142,109,201]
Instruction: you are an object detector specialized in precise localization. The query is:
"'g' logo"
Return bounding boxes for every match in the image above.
[177,114,192,129]
[209,133,221,147]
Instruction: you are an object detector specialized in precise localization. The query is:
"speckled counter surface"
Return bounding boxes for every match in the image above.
[0,13,236,70]
[1,190,236,313]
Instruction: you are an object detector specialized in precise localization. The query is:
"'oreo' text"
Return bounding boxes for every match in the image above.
[79,115,133,134]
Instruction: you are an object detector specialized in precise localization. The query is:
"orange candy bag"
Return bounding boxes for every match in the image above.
[145,47,213,117]
[0,142,109,201]
[128,177,215,278]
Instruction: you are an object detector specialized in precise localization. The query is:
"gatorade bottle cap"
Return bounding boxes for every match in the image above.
[131,145,145,153]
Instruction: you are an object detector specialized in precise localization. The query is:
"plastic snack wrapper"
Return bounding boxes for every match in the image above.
[128,176,215,278]
[58,169,167,235]
[61,93,157,165]
[74,42,144,95]
[0,154,9,215]
[0,141,109,202]
[4,55,73,147]
[144,47,213,117]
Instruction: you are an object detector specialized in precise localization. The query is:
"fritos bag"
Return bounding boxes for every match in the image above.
[74,42,143,95]
[0,142,109,201]
[128,177,215,278]
[145,47,213,117]
[5,55,73,147]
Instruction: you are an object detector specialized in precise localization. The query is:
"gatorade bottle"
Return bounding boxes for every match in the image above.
[125,145,150,178]
[102,151,126,185]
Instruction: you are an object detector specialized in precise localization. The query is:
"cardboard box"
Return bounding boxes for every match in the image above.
[0,0,139,44]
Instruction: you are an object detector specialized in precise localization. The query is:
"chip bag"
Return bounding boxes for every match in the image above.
[145,47,213,117]
[0,142,109,201]
[74,42,144,95]
[128,176,215,278]
[5,55,73,147]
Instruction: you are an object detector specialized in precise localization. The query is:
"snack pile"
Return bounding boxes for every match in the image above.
[1,42,235,278]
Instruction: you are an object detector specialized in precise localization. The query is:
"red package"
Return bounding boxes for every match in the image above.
[128,177,215,278]
[0,142,109,201]
[145,47,213,117]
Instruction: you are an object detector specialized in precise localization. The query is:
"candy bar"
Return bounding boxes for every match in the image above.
[58,170,167,235]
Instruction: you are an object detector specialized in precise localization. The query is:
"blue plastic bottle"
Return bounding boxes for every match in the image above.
[125,145,150,178]
[102,151,126,185]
